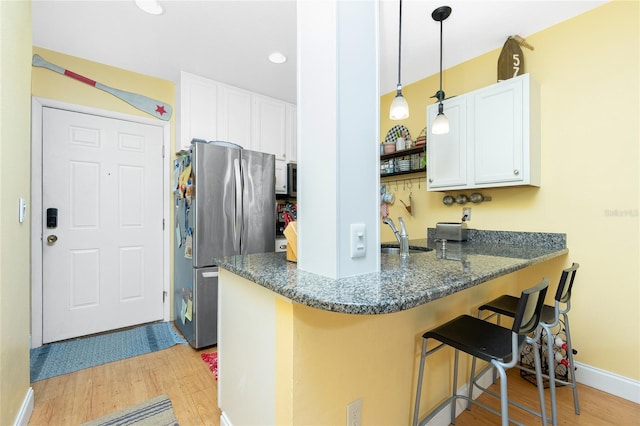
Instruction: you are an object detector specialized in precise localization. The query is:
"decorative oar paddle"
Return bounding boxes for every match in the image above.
[32,54,172,121]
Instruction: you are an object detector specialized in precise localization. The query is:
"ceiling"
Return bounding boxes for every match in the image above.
[32,1,608,105]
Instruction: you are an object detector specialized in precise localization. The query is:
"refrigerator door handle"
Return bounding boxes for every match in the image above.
[233,158,242,252]
[201,271,218,278]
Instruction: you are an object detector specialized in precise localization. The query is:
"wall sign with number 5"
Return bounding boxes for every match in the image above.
[497,35,534,82]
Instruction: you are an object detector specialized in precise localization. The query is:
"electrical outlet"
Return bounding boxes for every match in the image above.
[346,398,362,426]
[462,207,471,221]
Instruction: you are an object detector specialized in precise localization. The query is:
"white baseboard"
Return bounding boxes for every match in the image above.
[220,411,232,426]
[14,387,34,426]
[574,361,640,404]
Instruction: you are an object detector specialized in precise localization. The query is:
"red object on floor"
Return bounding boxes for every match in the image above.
[201,352,218,380]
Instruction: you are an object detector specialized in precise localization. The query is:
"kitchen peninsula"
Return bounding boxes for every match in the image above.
[215,230,568,425]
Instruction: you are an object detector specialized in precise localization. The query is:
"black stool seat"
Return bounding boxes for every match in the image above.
[480,295,556,324]
[424,315,526,363]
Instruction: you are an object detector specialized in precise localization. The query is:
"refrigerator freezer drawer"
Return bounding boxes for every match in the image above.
[174,266,218,349]
[193,266,218,348]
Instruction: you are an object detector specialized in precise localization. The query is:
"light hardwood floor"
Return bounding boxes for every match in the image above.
[442,368,640,425]
[29,343,220,425]
[29,342,638,425]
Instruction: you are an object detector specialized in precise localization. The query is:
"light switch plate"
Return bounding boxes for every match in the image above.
[18,198,26,223]
[350,223,366,258]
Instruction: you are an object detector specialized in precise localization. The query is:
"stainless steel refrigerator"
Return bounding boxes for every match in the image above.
[173,140,275,348]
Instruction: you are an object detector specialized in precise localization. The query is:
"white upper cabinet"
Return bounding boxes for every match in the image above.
[178,72,297,157]
[426,73,539,191]
[217,85,253,149]
[179,72,218,150]
[286,103,297,163]
[276,104,297,194]
[252,95,287,161]
[471,77,525,185]
[427,96,467,189]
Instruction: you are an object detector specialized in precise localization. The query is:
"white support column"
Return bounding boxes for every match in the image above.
[297,0,381,278]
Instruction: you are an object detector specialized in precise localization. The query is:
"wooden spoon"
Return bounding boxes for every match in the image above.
[400,199,412,215]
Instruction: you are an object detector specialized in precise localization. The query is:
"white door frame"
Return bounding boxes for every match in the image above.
[30,97,171,348]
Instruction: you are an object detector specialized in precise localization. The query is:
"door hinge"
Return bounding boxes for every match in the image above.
[163,291,167,303]
[162,144,165,158]
[162,218,165,230]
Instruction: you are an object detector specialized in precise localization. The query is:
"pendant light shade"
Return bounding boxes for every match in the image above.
[390,87,410,120]
[389,0,409,120]
[431,6,451,134]
[432,103,450,134]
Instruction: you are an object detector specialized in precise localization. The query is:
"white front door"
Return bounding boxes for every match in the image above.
[42,107,164,343]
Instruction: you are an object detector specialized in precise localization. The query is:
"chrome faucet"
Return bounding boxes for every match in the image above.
[383,217,410,257]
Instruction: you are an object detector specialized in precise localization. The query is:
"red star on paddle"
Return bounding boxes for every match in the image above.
[156,105,167,116]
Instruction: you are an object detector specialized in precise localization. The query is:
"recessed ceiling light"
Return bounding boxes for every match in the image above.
[135,0,164,15]
[268,52,287,64]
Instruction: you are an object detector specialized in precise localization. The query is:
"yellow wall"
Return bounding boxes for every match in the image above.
[380,1,639,379]
[275,297,294,425]
[0,0,33,424]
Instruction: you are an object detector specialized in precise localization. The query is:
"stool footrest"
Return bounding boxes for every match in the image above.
[416,392,527,426]
[471,377,552,424]
[470,363,554,424]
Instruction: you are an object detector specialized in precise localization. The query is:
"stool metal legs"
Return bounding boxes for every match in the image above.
[413,339,454,426]
[412,338,428,426]
[475,307,580,425]
[470,321,556,425]
[467,333,549,426]
[562,311,580,414]
[532,308,580,425]
[542,323,558,425]
[414,334,547,426]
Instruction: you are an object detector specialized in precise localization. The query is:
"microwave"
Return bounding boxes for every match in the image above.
[286,163,297,197]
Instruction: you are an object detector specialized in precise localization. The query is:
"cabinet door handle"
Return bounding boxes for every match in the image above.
[513,169,520,175]
[428,178,433,183]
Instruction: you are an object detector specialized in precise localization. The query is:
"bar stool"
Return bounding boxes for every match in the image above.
[413,278,550,426]
[473,263,580,426]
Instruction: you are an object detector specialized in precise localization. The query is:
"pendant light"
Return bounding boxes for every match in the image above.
[431,6,452,134]
[389,0,409,120]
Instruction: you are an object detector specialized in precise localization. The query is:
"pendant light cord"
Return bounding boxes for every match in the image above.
[397,0,403,89]
[438,18,444,101]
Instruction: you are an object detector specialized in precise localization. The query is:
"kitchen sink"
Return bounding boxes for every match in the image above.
[380,245,432,255]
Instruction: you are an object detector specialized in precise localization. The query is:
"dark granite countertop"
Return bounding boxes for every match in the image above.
[215,230,567,315]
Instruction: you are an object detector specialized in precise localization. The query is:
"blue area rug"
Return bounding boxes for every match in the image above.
[30,322,187,382]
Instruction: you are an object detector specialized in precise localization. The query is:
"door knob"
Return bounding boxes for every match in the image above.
[47,235,58,245]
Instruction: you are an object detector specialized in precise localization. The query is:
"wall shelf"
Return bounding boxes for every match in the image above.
[380,145,426,177]
[381,168,426,178]
[380,145,425,161]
